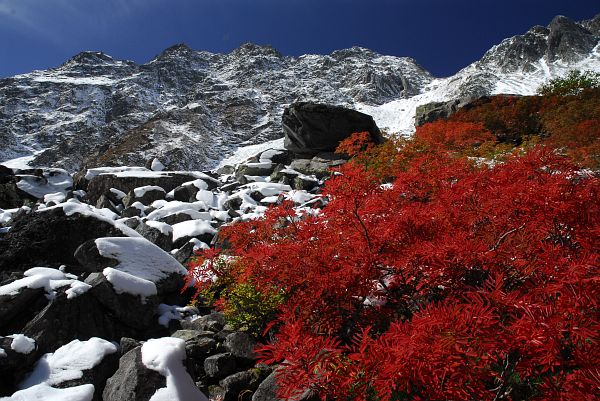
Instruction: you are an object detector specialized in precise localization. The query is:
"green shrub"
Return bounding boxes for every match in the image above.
[537,70,600,96]
[223,281,285,337]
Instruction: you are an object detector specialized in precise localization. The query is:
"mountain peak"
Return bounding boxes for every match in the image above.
[331,46,378,60]
[231,43,283,58]
[63,51,116,66]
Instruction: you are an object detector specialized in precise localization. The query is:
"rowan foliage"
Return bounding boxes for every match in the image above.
[188,94,600,400]
[448,88,600,167]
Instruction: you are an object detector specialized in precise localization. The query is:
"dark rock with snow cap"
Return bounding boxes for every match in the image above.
[282,102,383,157]
[84,272,159,329]
[134,222,173,252]
[74,239,120,272]
[0,207,122,276]
[103,346,166,401]
[54,342,120,401]
[0,335,39,396]
[122,186,166,208]
[181,312,227,332]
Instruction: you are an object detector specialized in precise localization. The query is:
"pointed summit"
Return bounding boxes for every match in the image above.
[231,43,283,58]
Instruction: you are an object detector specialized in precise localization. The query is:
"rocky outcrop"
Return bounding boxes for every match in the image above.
[283,102,383,157]
[0,207,122,276]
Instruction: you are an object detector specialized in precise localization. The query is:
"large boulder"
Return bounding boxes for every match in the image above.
[22,290,138,354]
[282,102,383,157]
[0,206,123,277]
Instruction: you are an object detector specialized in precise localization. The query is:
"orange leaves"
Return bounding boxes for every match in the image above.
[414,121,496,154]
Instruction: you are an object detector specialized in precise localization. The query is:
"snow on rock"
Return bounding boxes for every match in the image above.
[42,199,141,237]
[43,192,66,204]
[84,167,149,181]
[145,201,209,222]
[195,189,216,207]
[96,237,187,302]
[217,138,285,168]
[109,188,127,200]
[0,206,30,225]
[241,182,292,197]
[0,348,6,358]
[0,267,90,300]
[102,268,158,302]
[1,383,94,401]
[151,158,165,172]
[259,148,285,163]
[157,304,199,327]
[171,219,217,242]
[8,334,36,354]
[141,337,209,401]
[16,169,72,200]
[284,190,319,205]
[182,178,209,190]
[19,337,117,389]
[145,220,173,236]
[133,185,165,198]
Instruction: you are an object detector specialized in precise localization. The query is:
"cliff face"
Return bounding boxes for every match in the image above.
[1,14,599,171]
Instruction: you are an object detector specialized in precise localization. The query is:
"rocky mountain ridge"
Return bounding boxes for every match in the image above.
[1,14,599,172]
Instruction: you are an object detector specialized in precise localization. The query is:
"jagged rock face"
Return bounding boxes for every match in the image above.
[0,44,431,171]
[479,14,600,72]
[0,15,599,171]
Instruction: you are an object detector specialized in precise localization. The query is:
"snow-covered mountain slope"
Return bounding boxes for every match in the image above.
[1,14,599,171]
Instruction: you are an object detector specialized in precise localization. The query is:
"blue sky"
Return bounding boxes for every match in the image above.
[0,0,597,78]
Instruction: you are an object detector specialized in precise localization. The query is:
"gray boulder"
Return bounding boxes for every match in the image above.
[204,353,238,379]
[283,102,383,157]
[223,332,257,361]
[289,153,347,179]
[103,346,166,401]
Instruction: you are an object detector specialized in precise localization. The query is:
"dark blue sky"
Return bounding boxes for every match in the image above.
[0,0,597,78]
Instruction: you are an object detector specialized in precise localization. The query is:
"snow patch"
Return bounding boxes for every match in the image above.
[133,185,165,198]
[0,267,90,300]
[2,383,94,401]
[217,138,285,168]
[20,337,117,389]
[171,219,217,242]
[141,337,209,401]
[96,237,187,302]
[8,334,36,354]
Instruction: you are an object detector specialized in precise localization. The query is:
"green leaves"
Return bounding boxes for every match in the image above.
[537,70,600,97]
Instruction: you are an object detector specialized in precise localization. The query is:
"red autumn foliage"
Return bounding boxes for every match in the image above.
[188,90,600,400]
[414,121,495,152]
[190,143,599,400]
